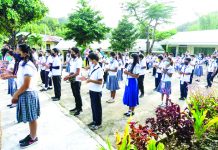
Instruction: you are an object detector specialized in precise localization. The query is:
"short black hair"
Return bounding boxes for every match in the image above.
[139,54,144,59]
[46,49,51,54]
[32,48,36,52]
[158,55,163,60]
[52,48,59,54]
[72,47,81,57]
[88,53,99,62]
[185,58,191,62]
[110,52,116,57]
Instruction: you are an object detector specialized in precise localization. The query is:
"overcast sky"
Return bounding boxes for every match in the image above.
[42,0,218,30]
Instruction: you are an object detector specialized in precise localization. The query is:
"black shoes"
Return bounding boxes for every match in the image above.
[40,89,47,92]
[89,125,102,130]
[139,94,144,98]
[87,122,95,127]
[70,108,82,116]
[179,97,185,100]
[19,135,38,148]
[47,87,53,90]
[52,98,60,101]
[124,111,135,117]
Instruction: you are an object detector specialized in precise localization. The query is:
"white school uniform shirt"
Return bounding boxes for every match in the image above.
[52,56,62,76]
[118,59,124,70]
[7,59,15,72]
[208,59,217,72]
[180,65,193,83]
[139,58,147,75]
[156,61,165,73]
[17,61,37,91]
[70,57,82,81]
[45,55,53,72]
[161,66,174,82]
[88,64,104,92]
[127,63,140,78]
[108,58,118,76]
[38,56,46,70]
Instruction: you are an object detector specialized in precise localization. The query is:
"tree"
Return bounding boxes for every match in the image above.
[27,34,43,49]
[65,0,110,47]
[110,17,138,52]
[124,0,174,53]
[155,29,177,41]
[0,0,48,48]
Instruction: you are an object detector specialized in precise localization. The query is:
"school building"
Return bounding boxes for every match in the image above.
[160,30,218,56]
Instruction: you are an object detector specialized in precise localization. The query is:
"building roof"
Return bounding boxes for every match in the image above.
[161,30,218,46]
[55,40,77,50]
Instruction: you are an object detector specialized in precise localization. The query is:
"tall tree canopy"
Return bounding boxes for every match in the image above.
[124,0,174,53]
[0,0,48,48]
[65,0,110,47]
[110,17,138,52]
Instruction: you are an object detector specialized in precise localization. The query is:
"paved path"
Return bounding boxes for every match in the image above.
[0,79,104,150]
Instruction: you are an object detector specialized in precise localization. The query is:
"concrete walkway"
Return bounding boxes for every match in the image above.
[0,80,104,150]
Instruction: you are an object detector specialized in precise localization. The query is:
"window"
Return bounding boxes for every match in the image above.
[46,44,50,50]
[194,47,215,55]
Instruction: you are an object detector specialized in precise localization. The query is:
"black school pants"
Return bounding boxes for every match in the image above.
[180,81,188,99]
[155,73,162,89]
[207,72,213,87]
[90,91,102,126]
[40,70,45,84]
[70,81,82,110]
[52,75,61,98]
[138,75,145,95]
[45,71,52,88]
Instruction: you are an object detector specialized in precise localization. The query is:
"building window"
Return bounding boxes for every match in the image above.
[46,44,50,50]
[194,47,215,55]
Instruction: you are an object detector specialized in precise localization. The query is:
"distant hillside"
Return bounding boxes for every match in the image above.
[177,11,218,32]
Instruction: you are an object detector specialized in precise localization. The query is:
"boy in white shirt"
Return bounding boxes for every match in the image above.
[138,54,147,98]
[179,58,192,100]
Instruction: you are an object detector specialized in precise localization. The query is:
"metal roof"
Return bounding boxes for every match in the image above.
[161,30,218,46]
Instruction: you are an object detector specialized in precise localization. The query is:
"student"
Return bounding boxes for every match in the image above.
[81,53,104,130]
[38,51,46,87]
[40,50,53,91]
[189,55,196,84]
[64,47,83,116]
[194,53,204,82]
[179,58,192,100]
[65,50,71,73]
[123,54,140,117]
[138,54,146,98]
[106,52,119,103]
[206,55,217,88]
[117,52,124,81]
[12,44,40,148]
[157,57,174,106]
[154,55,164,90]
[51,48,62,101]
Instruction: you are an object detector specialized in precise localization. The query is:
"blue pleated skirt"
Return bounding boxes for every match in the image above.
[117,70,123,81]
[156,81,171,95]
[123,78,139,107]
[17,91,40,123]
[194,66,203,76]
[106,75,120,91]
[8,78,17,96]
[66,63,70,73]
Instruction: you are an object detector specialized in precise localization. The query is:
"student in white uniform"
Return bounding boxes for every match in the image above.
[123,54,140,117]
[154,55,164,90]
[51,48,62,101]
[12,44,40,148]
[138,54,146,98]
[64,47,83,116]
[105,52,120,103]
[40,50,53,91]
[156,57,174,106]
[206,55,217,88]
[179,58,192,100]
[81,53,104,130]
[117,52,124,81]
[38,51,46,87]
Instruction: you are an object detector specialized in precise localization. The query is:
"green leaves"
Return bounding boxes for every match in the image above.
[110,17,138,52]
[65,0,110,47]
[147,139,165,150]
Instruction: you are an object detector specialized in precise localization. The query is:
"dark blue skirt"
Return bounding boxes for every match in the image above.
[106,75,120,91]
[123,78,139,107]
[156,81,171,95]
[17,91,40,123]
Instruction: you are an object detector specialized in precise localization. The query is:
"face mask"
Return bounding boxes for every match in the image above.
[39,54,42,57]
[71,54,76,59]
[52,53,55,57]
[110,57,113,62]
[184,61,189,65]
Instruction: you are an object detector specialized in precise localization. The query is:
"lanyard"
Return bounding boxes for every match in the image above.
[88,67,100,78]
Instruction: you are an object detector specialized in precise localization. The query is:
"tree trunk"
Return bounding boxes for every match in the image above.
[8,31,17,50]
[146,26,150,54]
[149,22,158,53]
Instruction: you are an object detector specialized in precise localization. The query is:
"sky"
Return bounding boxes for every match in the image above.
[42,0,218,30]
